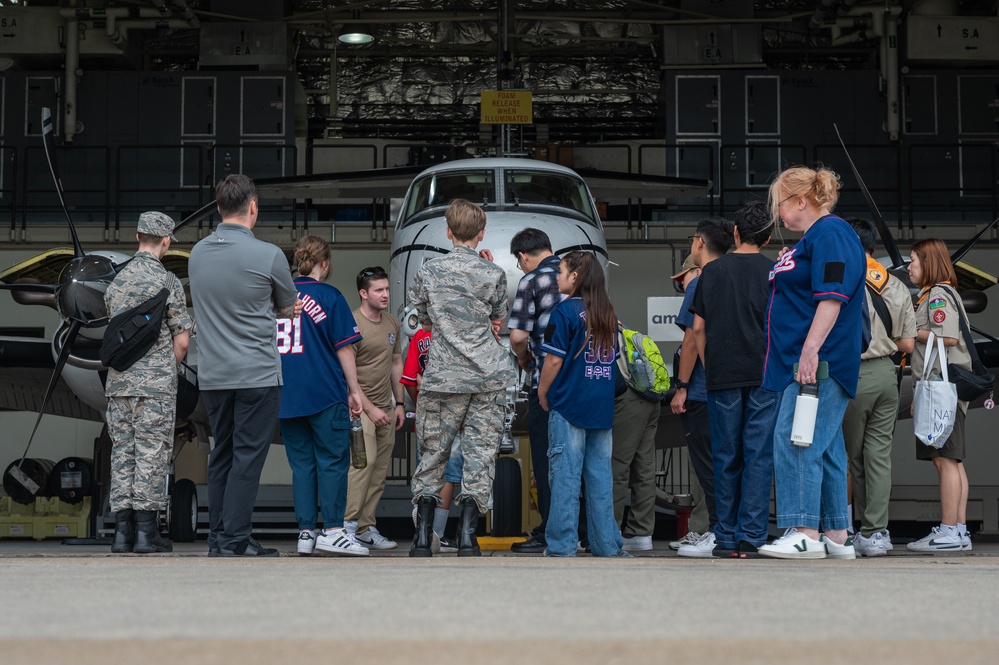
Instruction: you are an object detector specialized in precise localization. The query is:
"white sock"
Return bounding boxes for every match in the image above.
[957,523,968,536]
[303,529,316,538]
[323,527,343,536]
[940,523,959,537]
[433,507,449,537]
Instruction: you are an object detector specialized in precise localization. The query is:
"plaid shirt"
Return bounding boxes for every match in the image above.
[508,254,563,388]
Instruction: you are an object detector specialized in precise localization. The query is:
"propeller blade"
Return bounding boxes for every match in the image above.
[0,282,59,294]
[833,123,905,270]
[174,200,218,234]
[14,319,84,471]
[41,107,84,259]
[949,215,999,266]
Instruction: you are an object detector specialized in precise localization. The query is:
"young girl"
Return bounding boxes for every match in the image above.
[538,251,629,557]
[906,238,973,553]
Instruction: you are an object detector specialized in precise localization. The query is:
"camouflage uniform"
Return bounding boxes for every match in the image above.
[408,245,516,512]
[105,222,191,513]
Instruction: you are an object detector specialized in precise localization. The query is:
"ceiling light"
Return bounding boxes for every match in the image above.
[338,11,374,45]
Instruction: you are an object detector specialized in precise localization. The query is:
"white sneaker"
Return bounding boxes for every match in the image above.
[355,526,398,550]
[678,531,716,558]
[668,531,701,551]
[820,534,856,560]
[853,532,888,557]
[296,531,317,556]
[343,520,358,535]
[961,532,972,551]
[316,529,369,556]
[906,527,963,553]
[883,529,894,551]
[622,535,653,552]
[759,528,827,559]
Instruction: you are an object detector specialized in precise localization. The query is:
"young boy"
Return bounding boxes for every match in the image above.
[407,199,517,557]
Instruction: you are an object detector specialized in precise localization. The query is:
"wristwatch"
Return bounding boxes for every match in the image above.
[674,379,689,390]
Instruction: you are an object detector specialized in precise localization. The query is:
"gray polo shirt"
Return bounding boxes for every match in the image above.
[189,222,298,390]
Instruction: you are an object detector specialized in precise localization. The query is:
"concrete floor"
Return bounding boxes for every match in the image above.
[1,539,998,665]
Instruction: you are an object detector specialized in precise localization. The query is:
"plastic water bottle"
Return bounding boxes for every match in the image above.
[790,383,819,447]
[350,417,367,469]
[631,351,650,392]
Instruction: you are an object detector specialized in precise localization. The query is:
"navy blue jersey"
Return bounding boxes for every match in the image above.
[763,214,865,397]
[541,297,618,429]
[277,277,362,419]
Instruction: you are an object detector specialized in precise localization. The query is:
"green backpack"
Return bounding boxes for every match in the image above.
[617,327,671,402]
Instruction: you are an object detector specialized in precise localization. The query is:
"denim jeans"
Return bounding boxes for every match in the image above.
[773,379,850,531]
[708,386,778,549]
[279,402,350,530]
[545,409,623,557]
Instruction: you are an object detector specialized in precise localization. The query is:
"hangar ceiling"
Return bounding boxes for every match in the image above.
[7,0,999,142]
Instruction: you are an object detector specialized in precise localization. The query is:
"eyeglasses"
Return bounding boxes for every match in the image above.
[777,194,798,208]
[687,234,702,244]
[360,266,385,277]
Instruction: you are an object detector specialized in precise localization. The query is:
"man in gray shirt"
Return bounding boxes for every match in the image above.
[189,174,301,557]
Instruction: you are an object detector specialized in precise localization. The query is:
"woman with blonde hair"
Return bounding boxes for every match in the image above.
[906,238,973,553]
[758,166,867,560]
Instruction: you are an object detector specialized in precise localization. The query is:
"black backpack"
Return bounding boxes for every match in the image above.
[100,273,176,372]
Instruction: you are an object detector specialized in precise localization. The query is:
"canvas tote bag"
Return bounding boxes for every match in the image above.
[913,332,958,448]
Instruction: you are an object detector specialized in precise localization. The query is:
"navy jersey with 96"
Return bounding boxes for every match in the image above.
[541,297,618,430]
[277,277,362,419]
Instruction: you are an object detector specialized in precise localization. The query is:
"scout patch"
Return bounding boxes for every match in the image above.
[928,298,947,310]
[388,332,397,346]
[933,309,946,324]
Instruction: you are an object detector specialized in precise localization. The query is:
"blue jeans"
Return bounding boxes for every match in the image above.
[280,402,350,530]
[415,432,464,484]
[545,410,623,557]
[708,386,778,549]
[773,379,850,531]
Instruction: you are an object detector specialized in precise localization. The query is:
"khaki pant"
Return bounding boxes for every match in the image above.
[611,389,660,537]
[843,356,898,536]
[345,411,395,534]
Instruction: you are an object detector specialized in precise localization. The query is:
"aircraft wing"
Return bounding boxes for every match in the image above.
[255,166,425,201]
[573,169,712,201]
[1,248,77,285]
[0,337,103,422]
[954,260,998,293]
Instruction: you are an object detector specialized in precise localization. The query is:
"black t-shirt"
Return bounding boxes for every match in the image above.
[689,252,773,391]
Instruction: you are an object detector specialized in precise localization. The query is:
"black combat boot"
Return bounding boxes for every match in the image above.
[111,508,135,553]
[409,496,436,557]
[457,498,481,557]
[133,510,173,553]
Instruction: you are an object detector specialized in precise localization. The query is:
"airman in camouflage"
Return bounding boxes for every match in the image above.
[104,211,192,553]
[407,199,516,556]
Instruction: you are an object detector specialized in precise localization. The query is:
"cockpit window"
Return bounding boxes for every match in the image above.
[504,170,595,223]
[402,170,494,226]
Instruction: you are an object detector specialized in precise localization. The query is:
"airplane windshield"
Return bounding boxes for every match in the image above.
[503,170,595,223]
[402,170,494,225]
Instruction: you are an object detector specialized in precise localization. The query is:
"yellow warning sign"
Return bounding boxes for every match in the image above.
[480,90,533,125]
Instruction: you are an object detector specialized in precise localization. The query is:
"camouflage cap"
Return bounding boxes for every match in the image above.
[137,211,177,241]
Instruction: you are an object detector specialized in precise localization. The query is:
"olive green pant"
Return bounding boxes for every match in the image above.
[842,356,898,537]
[611,389,661,538]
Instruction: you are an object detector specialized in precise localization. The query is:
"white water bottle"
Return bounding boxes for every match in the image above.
[790,383,819,447]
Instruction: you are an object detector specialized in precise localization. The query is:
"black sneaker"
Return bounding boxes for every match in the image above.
[220,537,280,557]
[711,545,738,558]
[439,536,458,553]
[735,541,761,559]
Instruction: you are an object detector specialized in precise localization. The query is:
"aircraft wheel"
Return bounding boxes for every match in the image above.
[169,478,198,542]
[492,456,521,536]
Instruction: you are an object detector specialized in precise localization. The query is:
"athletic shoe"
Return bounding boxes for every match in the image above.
[820,534,856,560]
[439,536,458,553]
[678,531,716,558]
[669,531,701,551]
[906,527,963,553]
[297,531,317,556]
[883,529,894,551]
[734,541,760,559]
[343,520,358,535]
[622,535,653,552]
[759,528,827,559]
[316,529,369,556]
[961,532,973,551]
[355,526,398,550]
[853,532,888,557]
